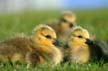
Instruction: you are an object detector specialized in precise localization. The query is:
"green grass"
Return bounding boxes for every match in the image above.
[0,63,108,71]
[0,9,108,71]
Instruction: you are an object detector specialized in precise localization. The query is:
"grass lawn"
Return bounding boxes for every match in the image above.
[0,63,108,71]
[0,9,108,71]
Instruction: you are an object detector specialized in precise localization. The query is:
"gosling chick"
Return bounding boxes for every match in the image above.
[28,24,63,66]
[47,11,76,43]
[0,25,63,66]
[63,26,91,64]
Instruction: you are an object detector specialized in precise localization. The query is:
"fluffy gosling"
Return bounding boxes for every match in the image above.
[63,26,91,64]
[47,11,76,43]
[0,25,63,66]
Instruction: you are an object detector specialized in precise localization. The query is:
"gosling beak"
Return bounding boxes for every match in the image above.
[53,39,62,47]
[69,23,76,28]
[85,39,94,45]
[69,23,74,28]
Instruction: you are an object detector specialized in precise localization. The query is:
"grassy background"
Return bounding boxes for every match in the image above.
[0,9,108,40]
[0,9,108,71]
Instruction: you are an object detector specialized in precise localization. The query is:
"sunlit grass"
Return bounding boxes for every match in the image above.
[0,62,108,71]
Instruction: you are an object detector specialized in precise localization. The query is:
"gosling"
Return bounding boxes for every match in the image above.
[46,11,76,43]
[63,26,91,64]
[0,24,63,66]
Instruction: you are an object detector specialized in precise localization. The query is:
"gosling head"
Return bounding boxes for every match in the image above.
[68,26,93,47]
[32,25,61,51]
[60,11,76,29]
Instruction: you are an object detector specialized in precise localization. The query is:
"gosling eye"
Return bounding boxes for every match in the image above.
[77,35,83,38]
[45,35,52,39]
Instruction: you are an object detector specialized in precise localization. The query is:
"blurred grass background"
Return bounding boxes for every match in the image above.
[0,9,108,40]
